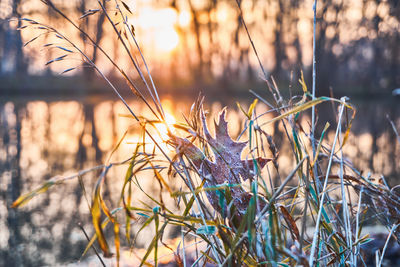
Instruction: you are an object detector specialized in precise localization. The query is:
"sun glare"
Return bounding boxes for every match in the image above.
[157,113,176,141]
[155,28,179,52]
[131,7,180,53]
[125,112,176,152]
[178,10,191,27]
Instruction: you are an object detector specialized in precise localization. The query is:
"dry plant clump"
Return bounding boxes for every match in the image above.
[11,0,400,266]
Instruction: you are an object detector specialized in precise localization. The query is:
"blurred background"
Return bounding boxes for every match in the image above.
[0,0,400,266]
[1,0,399,95]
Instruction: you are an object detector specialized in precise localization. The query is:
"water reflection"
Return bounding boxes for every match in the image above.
[0,96,399,266]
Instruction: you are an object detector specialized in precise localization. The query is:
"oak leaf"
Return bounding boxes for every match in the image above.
[170,108,271,220]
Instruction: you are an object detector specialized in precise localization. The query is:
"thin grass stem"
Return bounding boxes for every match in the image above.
[309,98,346,266]
[378,224,399,267]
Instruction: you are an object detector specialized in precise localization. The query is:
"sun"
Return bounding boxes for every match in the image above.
[129,7,180,53]
[156,112,176,142]
[155,28,179,52]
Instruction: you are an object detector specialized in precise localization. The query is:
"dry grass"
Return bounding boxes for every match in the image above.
[12,1,400,266]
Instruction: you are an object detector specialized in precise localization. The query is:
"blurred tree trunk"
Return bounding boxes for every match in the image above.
[232,2,241,79]
[12,0,26,75]
[317,0,342,93]
[271,0,287,80]
[78,0,88,54]
[91,0,106,67]
[290,0,303,70]
[371,4,383,92]
[45,2,55,76]
[83,0,106,80]
[2,0,27,75]
[0,12,3,74]
[188,0,204,82]
[205,1,216,79]
[314,0,336,93]
[388,2,400,89]
[169,0,194,82]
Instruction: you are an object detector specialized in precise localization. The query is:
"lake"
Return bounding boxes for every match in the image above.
[1,94,399,266]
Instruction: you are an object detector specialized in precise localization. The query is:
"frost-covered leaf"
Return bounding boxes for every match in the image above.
[170,108,271,221]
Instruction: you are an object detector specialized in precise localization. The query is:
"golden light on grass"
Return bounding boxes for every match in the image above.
[124,111,176,153]
[156,112,176,142]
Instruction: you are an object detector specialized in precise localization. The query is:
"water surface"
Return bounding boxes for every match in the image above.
[1,95,399,266]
